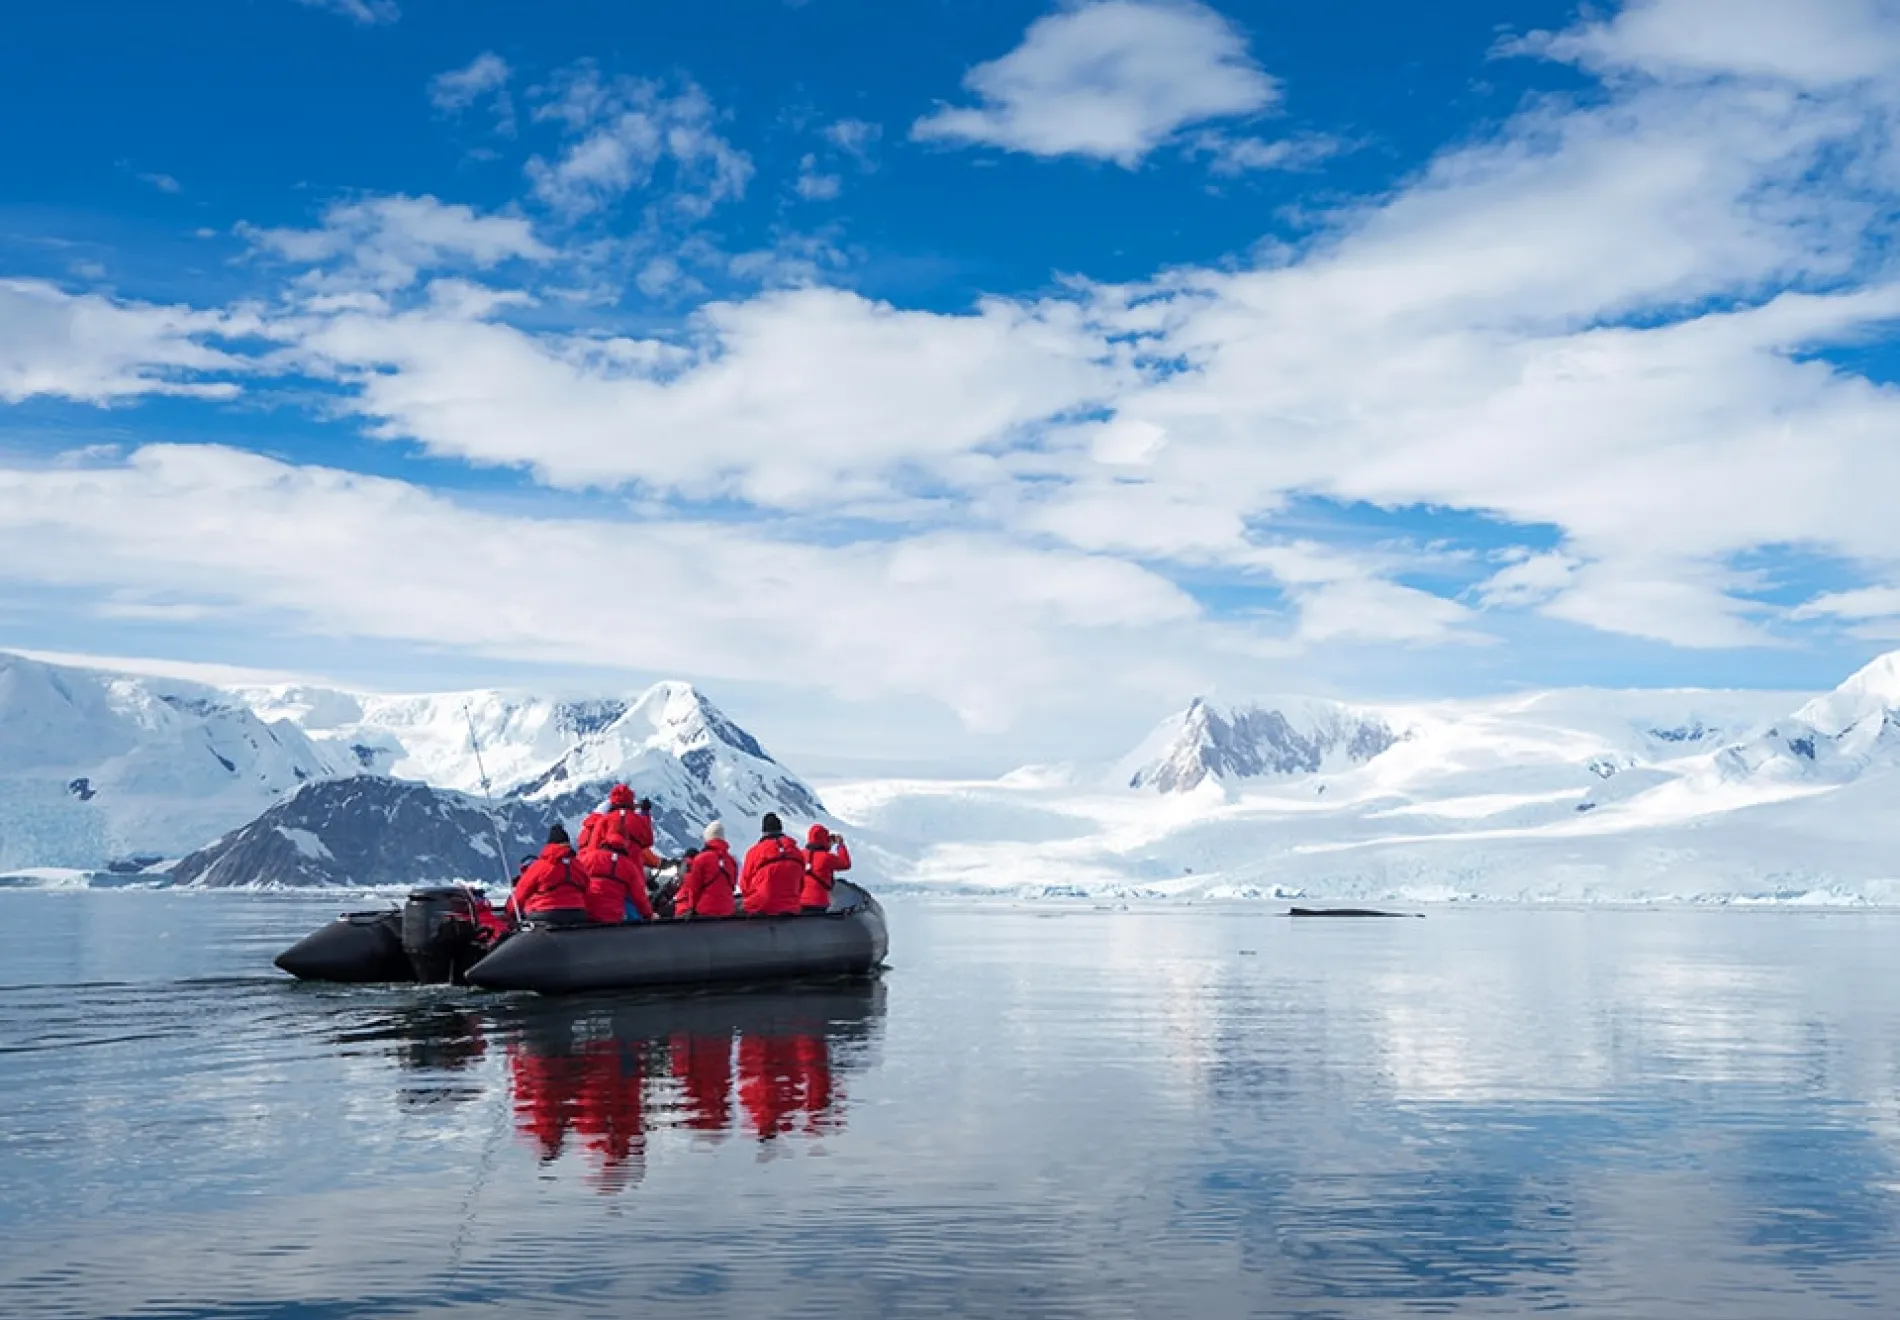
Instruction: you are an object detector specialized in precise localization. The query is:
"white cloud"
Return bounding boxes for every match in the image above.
[825,118,882,165]
[1477,551,1577,609]
[795,154,842,200]
[0,280,251,404]
[138,171,181,194]
[1289,574,1479,646]
[1194,131,1340,175]
[1539,561,1777,649]
[0,445,1202,729]
[430,52,510,110]
[526,68,753,217]
[274,283,1128,505]
[296,0,399,25]
[912,0,1279,166]
[1509,0,1900,87]
[1246,541,1484,646]
[240,194,552,291]
[1795,585,1900,619]
[429,52,514,134]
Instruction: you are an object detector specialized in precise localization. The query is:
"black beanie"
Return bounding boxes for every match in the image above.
[761,812,782,834]
[547,822,570,845]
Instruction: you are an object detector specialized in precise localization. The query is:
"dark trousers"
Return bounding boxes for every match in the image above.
[529,907,589,928]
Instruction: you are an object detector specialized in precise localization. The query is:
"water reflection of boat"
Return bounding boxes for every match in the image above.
[503,980,887,1188]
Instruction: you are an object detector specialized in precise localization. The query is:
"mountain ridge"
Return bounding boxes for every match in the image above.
[0,650,829,882]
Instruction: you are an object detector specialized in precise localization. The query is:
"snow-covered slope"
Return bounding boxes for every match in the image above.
[1714,651,1900,787]
[235,685,632,793]
[0,650,832,883]
[0,653,330,872]
[822,681,1874,904]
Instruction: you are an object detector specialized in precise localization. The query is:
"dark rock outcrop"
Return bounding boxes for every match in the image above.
[170,776,552,889]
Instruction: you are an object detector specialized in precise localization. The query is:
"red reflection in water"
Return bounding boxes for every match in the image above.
[670,1031,732,1133]
[502,985,881,1189]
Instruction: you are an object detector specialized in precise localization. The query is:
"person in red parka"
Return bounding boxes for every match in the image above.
[510,824,590,926]
[675,820,739,919]
[578,784,661,923]
[740,812,804,917]
[800,824,851,914]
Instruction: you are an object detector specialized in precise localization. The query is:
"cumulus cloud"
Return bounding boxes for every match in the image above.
[275,283,1128,504]
[431,52,510,110]
[240,194,552,291]
[1508,0,1900,87]
[526,67,753,217]
[912,0,1279,166]
[0,280,252,404]
[430,52,515,134]
[794,154,842,200]
[0,445,1200,728]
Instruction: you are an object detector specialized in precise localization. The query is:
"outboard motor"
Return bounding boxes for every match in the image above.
[401,886,486,984]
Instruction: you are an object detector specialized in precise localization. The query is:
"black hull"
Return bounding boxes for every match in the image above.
[275,910,411,982]
[466,881,889,995]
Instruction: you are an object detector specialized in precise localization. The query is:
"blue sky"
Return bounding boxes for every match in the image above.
[4,0,1900,772]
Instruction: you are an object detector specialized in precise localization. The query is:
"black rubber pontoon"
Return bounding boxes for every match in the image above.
[275,886,493,984]
[275,909,411,982]
[465,879,889,995]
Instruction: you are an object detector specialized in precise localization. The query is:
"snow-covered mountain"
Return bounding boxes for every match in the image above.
[1715,651,1900,787]
[0,653,331,872]
[170,777,550,890]
[0,650,830,884]
[1122,696,1400,792]
[821,677,1887,905]
[20,642,1900,902]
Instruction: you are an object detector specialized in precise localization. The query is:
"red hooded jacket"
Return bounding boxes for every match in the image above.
[578,801,661,922]
[580,851,657,923]
[578,802,655,856]
[740,832,805,917]
[675,838,738,918]
[801,830,851,911]
[511,842,589,915]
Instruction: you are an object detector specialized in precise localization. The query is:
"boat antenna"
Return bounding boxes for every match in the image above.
[463,703,515,895]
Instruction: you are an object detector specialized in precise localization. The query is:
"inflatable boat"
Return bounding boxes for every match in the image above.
[274,880,888,994]
[275,885,499,985]
[465,880,888,995]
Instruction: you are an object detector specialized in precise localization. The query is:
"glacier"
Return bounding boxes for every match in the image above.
[820,665,1900,906]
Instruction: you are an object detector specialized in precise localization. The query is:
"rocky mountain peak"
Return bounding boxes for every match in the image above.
[1125,695,1401,793]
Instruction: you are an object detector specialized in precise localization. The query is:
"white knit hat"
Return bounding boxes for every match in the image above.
[703,820,726,842]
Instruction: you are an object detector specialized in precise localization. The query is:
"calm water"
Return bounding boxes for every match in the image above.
[5,895,1900,1318]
